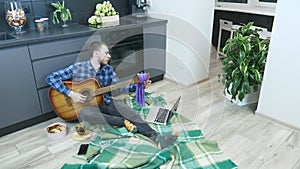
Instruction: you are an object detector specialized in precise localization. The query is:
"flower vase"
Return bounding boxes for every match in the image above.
[61,20,68,28]
[60,13,69,28]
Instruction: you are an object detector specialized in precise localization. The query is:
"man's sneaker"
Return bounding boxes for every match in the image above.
[124,119,137,133]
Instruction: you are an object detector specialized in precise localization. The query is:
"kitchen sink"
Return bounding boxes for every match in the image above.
[0,32,19,41]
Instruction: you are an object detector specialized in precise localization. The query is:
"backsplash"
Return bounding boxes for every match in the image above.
[0,0,131,31]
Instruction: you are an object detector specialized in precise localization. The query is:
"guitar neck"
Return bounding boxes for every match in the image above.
[94,79,135,96]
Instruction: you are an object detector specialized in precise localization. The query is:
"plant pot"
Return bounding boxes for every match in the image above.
[225,85,261,106]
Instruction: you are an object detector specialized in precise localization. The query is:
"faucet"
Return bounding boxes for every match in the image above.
[136,0,150,15]
[136,0,150,9]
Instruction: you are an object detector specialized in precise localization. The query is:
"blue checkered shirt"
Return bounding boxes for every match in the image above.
[46,60,136,104]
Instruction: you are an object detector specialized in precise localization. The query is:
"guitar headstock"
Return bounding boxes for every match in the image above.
[133,73,151,83]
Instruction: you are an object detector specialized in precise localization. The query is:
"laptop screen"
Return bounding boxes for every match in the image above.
[170,96,181,113]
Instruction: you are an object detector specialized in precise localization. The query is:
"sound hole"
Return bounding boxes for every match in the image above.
[80,88,94,103]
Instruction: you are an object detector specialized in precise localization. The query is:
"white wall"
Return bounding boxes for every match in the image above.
[257,0,300,128]
[147,0,214,85]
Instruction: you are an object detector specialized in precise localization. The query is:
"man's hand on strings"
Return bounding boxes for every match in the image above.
[68,91,87,103]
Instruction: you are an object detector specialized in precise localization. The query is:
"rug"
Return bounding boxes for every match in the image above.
[61,92,238,169]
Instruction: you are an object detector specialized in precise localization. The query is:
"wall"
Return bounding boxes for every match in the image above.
[0,0,130,31]
[257,0,300,128]
[147,0,215,86]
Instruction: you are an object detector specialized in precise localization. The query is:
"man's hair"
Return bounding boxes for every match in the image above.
[89,41,108,57]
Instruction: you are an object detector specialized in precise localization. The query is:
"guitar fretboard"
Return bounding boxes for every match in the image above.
[94,79,134,96]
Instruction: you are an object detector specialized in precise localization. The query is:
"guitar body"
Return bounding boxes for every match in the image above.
[48,73,150,121]
[48,78,103,121]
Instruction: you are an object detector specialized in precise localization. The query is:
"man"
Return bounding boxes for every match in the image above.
[46,41,177,148]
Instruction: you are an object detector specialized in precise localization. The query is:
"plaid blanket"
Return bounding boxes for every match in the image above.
[62,93,238,169]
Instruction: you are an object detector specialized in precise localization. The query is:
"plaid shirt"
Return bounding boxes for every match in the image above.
[46,60,136,104]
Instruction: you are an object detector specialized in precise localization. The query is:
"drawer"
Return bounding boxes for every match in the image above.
[32,53,78,88]
[29,36,90,60]
[38,88,53,114]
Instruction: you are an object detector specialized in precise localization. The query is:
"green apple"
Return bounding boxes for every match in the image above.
[96,17,102,23]
[94,10,101,16]
[88,16,97,25]
[88,18,93,24]
[96,4,103,11]
[103,8,107,14]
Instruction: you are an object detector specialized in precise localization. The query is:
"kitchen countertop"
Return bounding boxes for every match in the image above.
[0,16,167,49]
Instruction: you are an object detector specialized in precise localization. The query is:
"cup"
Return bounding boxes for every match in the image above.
[35,19,44,32]
[75,124,86,135]
[40,17,49,30]
[34,17,49,32]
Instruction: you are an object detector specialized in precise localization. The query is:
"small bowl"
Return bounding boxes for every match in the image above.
[45,122,67,140]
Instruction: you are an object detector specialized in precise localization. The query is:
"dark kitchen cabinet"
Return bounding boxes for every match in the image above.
[143,24,167,82]
[0,46,41,129]
[29,35,91,115]
[0,18,167,136]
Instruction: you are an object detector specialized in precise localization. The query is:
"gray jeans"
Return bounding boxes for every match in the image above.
[79,99,157,140]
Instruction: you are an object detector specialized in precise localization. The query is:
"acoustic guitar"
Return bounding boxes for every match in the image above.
[48,73,150,121]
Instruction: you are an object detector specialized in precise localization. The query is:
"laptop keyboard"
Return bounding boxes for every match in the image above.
[155,108,169,123]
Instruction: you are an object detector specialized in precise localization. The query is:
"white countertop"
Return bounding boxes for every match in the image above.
[215,4,276,16]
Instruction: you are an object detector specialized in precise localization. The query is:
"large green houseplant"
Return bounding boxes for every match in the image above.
[220,22,270,103]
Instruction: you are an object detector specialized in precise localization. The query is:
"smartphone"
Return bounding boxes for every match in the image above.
[77,144,88,155]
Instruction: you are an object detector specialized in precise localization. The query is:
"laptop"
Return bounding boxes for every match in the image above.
[145,96,181,125]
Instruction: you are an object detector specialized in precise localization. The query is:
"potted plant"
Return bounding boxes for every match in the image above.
[51,0,72,27]
[220,22,270,105]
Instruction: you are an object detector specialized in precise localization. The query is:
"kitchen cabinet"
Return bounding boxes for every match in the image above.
[0,18,167,136]
[0,46,41,130]
[29,36,90,115]
[0,35,92,136]
[143,24,166,82]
